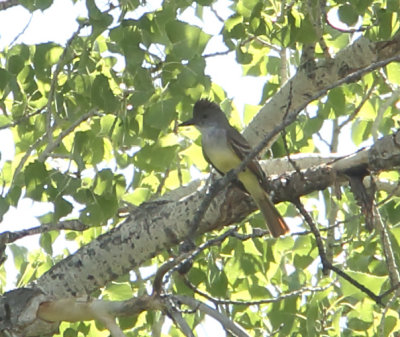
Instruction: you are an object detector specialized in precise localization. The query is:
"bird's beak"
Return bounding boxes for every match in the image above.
[179,118,195,127]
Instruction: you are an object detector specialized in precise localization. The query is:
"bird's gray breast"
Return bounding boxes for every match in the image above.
[201,127,241,173]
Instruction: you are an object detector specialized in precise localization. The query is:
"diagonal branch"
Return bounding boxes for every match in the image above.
[294,199,383,305]
[172,295,250,337]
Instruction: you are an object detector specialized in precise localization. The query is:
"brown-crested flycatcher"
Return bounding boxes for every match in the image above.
[180,99,289,237]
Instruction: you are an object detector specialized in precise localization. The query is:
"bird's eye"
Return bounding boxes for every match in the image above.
[202,114,207,119]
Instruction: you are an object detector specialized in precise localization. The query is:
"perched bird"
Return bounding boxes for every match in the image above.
[180,99,289,237]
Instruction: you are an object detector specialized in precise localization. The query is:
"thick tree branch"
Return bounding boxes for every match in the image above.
[0,0,19,11]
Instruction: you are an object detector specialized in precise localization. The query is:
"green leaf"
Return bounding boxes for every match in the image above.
[123,187,151,206]
[73,131,105,168]
[292,235,313,256]
[91,74,119,113]
[382,313,399,337]
[24,161,48,201]
[0,68,12,93]
[297,16,318,44]
[328,87,346,116]
[20,0,53,11]
[351,119,371,146]
[208,266,228,297]
[224,14,243,32]
[63,327,78,337]
[386,62,400,85]
[86,0,113,37]
[0,196,10,222]
[304,116,324,135]
[104,282,133,300]
[239,254,258,275]
[9,244,28,271]
[377,9,394,40]
[143,100,176,130]
[33,43,63,72]
[39,231,59,255]
[236,47,253,64]
[338,4,359,26]
[8,55,25,75]
[340,270,386,298]
[93,169,114,195]
[165,21,210,59]
[54,197,73,221]
[134,145,178,172]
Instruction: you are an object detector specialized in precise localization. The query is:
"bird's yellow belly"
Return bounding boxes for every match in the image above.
[205,146,242,173]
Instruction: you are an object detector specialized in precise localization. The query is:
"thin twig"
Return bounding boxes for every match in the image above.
[9,14,33,47]
[172,295,250,337]
[338,80,376,129]
[203,49,231,58]
[11,133,47,186]
[209,5,224,23]
[0,108,43,130]
[379,292,399,337]
[0,220,89,244]
[45,21,88,143]
[38,109,100,162]
[164,299,195,337]
[375,207,400,287]
[295,199,383,305]
[183,277,334,306]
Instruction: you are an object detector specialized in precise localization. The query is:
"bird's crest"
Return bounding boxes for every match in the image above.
[194,99,221,114]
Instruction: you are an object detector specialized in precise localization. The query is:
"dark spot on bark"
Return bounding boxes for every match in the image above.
[86,248,96,256]
[128,256,136,266]
[112,236,122,245]
[164,227,179,244]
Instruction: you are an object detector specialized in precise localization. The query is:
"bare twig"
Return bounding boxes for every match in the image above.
[210,5,224,23]
[164,299,195,337]
[295,199,383,305]
[375,208,400,287]
[371,87,400,142]
[0,220,89,244]
[9,14,33,47]
[38,109,100,162]
[379,292,399,337]
[152,253,192,295]
[173,295,250,337]
[0,108,43,130]
[338,81,376,129]
[11,133,47,186]
[203,49,231,58]
[183,277,334,306]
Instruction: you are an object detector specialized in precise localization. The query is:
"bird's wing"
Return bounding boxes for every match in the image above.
[227,127,267,183]
[201,147,225,176]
